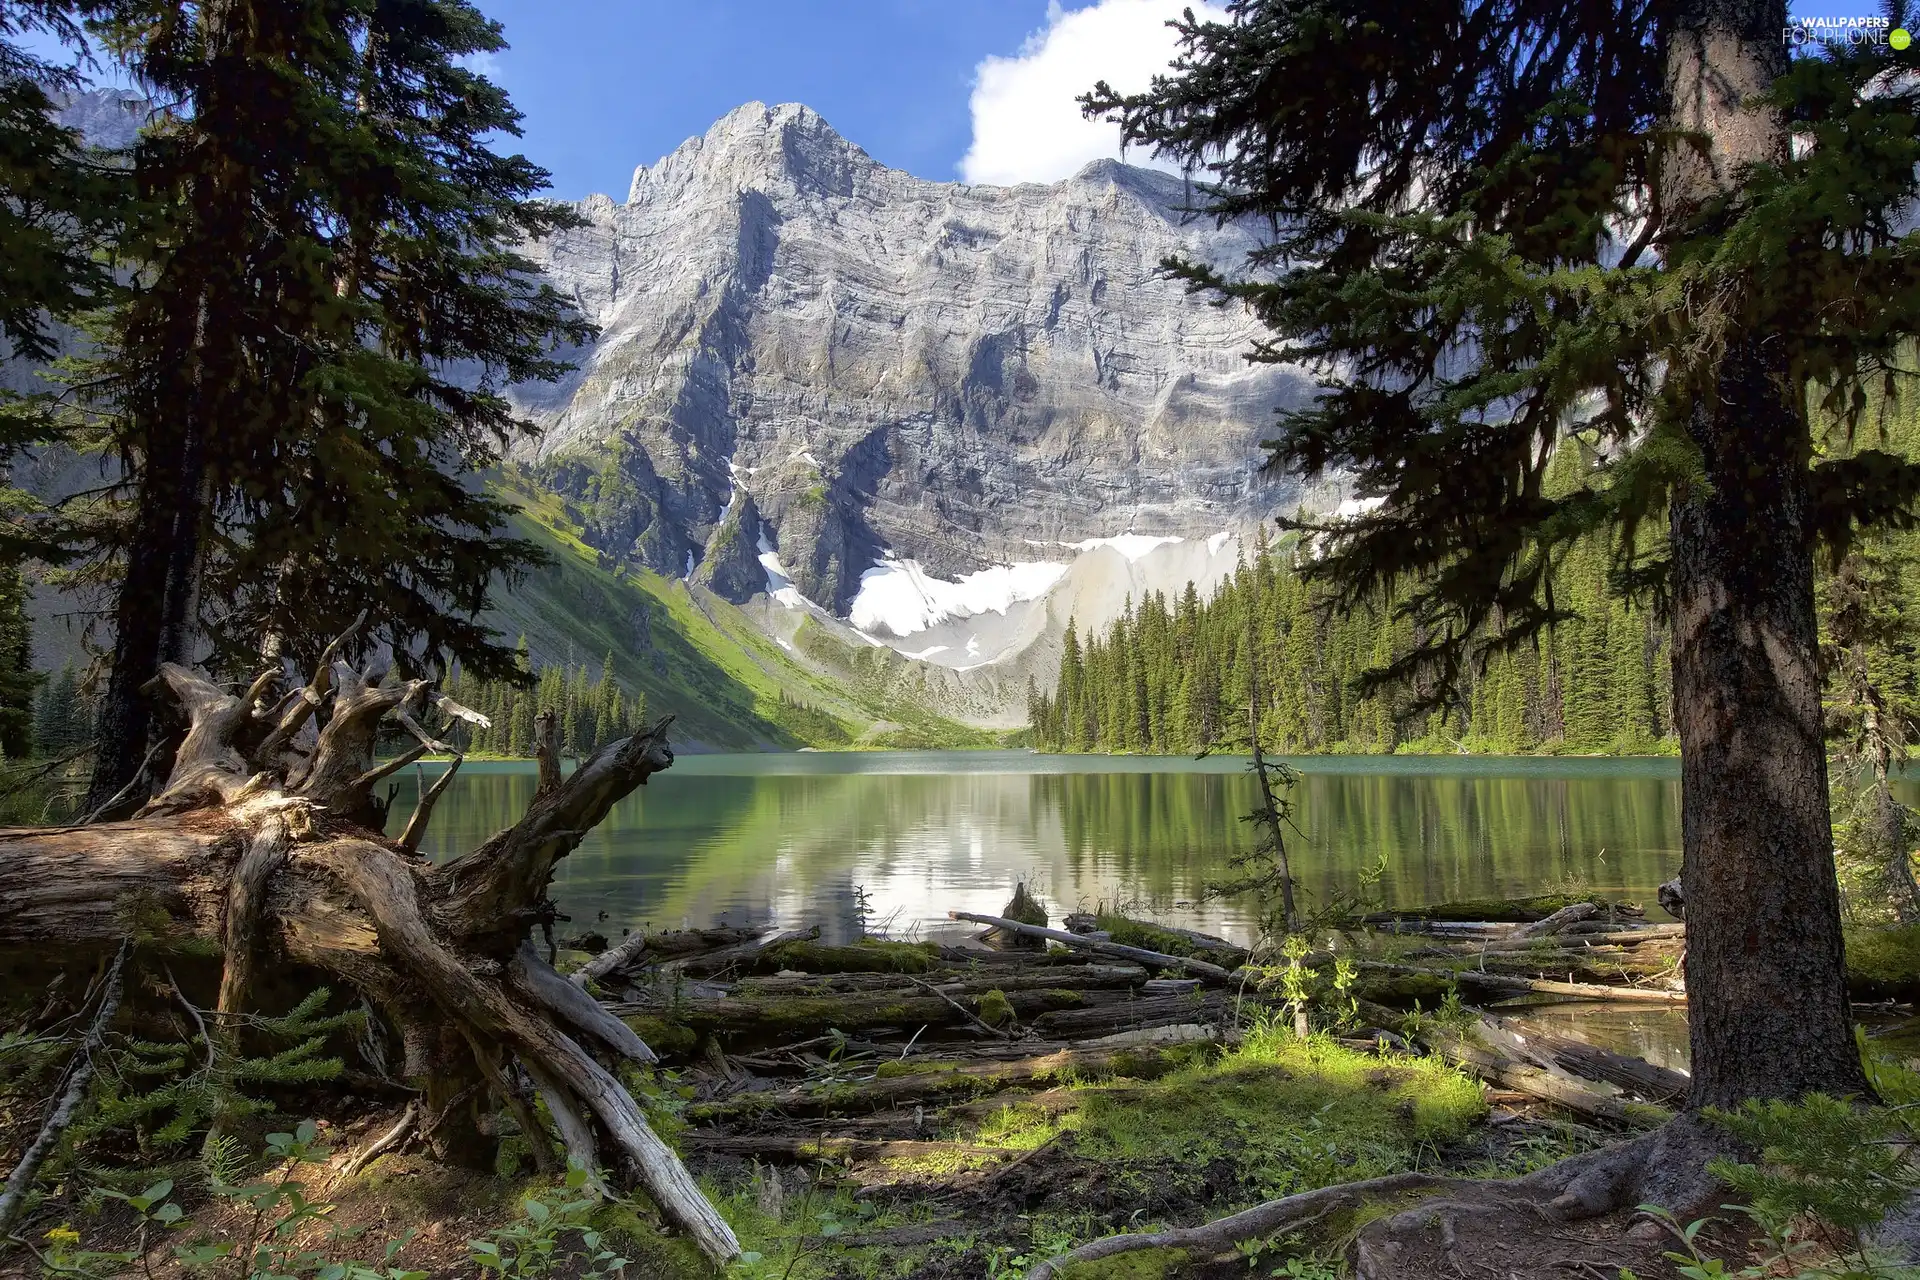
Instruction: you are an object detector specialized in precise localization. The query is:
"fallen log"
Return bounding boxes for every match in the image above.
[689,1043,1189,1120]
[1364,894,1644,925]
[948,911,1233,983]
[1483,1013,1689,1105]
[1065,912,1252,967]
[1516,902,1601,937]
[731,964,1146,1000]
[1354,961,1687,1004]
[682,1133,1019,1165]
[569,926,762,989]
[0,648,741,1264]
[1031,993,1230,1039]
[611,987,1087,1045]
[664,927,821,978]
[1423,926,1685,955]
[1435,1032,1666,1128]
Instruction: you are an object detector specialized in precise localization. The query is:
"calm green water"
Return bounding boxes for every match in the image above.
[387,751,1689,947]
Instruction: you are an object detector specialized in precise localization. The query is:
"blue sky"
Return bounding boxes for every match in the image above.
[473,0,1055,200]
[472,0,1898,201]
[37,0,1897,201]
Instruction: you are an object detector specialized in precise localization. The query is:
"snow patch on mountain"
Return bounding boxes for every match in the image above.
[1065,534,1184,561]
[757,530,809,610]
[850,556,1069,637]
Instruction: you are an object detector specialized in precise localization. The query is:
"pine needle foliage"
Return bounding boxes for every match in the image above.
[1083,1,1920,700]
[60,986,362,1185]
[73,0,595,708]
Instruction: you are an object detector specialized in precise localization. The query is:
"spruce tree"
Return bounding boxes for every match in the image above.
[1087,0,1912,1105]
[82,0,592,811]
[0,4,121,754]
[0,559,33,756]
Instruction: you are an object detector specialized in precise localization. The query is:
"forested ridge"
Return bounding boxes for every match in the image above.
[1028,532,1671,756]
[1031,406,1920,759]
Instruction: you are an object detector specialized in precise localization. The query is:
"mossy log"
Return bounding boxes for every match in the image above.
[688,1043,1188,1121]
[612,987,1087,1046]
[1030,992,1232,1038]
[1068,913,1252,967]
[731,964,1145,1000]
[752,939,943,975]
[948,910,1234,982]
[680,1133,1021,1164]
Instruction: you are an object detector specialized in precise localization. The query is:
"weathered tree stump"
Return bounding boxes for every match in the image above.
[0,635,740,1264]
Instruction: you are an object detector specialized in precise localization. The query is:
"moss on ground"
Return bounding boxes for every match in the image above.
[1847,923,1920,999]
[1064,1030,1485,1205]
[1057,1248,1191,1279]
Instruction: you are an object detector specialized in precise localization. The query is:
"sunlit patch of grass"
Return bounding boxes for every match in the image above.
[973,1099,1070,1151]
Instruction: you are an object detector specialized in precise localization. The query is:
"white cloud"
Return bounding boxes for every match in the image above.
[960,0,1227,186]
[459,50,505,83]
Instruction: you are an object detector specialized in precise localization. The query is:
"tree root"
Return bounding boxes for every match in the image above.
[5,649,742,1265]
[1026,1172,1468,1279]
[1025,1115,1735,1279]
[333,1099,420,1185]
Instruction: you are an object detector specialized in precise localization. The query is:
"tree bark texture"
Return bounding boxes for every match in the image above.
[1662,0,1869,1107]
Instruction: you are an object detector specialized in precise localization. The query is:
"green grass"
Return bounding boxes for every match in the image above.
[1066,1028,1484,1205]
[1846,923,1920,999]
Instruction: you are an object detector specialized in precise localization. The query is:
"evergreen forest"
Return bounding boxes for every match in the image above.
[1027,533,1673,756]
[1031,414,1920,759]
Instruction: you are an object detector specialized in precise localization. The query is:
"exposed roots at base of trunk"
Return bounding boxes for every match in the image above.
[1025,1115,1735,1280]
[3,640,742,1266]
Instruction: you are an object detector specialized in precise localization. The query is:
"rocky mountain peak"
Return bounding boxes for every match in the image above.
[515,101,1317,712]
[626,101,877,205]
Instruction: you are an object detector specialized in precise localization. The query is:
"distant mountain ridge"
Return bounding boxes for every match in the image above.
[512,103,1318,708]
[26,93,1318,741]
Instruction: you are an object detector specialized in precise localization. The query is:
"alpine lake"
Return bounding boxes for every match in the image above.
[387,751,1898,1071]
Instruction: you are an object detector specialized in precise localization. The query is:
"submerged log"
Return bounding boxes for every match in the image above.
[1433,1024,1669,1127]
[1482,1013,1690,1105]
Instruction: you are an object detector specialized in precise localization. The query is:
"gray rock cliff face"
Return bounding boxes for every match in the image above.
[515,102,1309,624]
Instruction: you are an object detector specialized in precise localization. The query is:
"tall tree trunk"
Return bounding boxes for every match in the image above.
[1662,0,1868,1109]
[85,0,236,814]
[87,436,203,814]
